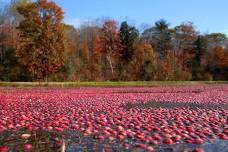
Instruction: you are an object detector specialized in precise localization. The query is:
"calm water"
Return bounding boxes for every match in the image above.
[0,129,227,152]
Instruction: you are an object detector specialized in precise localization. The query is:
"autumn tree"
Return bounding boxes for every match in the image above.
[16,0,65,81]
[159,51,193,80]
[99,20,122,80]
[59,22,104,81]
[0,0,31,81]
[8,0,31,26]
[213,47,228,69]
[78,25,102,80]
[173,22,198,75]
[2,7,228,82]
[129,40,155,80]
[204,33,227,49]
[48,24,77,81]
[212,47,228,80]
[0,23,19,81]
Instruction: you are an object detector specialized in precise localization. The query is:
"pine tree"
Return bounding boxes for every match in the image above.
[119,21,139,62]
[118,21,139,80]
[192,36,207,80]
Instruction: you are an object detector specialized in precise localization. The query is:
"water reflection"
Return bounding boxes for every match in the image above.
[0,130,63,152]
[0,130,227,152]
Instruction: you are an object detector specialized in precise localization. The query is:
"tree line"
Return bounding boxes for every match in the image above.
[0,0,227,81]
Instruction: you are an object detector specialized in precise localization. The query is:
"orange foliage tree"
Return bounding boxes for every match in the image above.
[16,0,65,81]
[130,40,155,80]
[99,20,122,79]
[213,47,228,69]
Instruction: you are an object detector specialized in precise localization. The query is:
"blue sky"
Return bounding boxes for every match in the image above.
[52,0,228,35]
[1,0,228,34]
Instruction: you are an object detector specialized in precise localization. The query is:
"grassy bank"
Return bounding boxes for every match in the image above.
[0,81,227,87]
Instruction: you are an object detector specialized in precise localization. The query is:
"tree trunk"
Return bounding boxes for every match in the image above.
[106,54,114,78]
[45,75,48,82]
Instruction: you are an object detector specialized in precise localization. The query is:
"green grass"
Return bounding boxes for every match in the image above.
[0,81,227,87]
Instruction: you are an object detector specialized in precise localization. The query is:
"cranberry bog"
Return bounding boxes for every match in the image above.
[0,84,228,152]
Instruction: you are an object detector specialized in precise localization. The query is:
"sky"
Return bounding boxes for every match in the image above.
[51,0,228,35]
[1,0,228,35]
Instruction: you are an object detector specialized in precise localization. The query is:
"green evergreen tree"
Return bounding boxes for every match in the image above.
[119,21,139,62]
[118,21,139,80]
[142,19,172,58]
[192,36,207,80]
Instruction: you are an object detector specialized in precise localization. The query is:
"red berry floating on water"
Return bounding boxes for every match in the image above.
[163,138,173,145]
[117,134,125,140]
[23,144,32,151]
[0,146,8,152]
[194,138,204,145]
[192,147,204,152]
[218,134,228,140]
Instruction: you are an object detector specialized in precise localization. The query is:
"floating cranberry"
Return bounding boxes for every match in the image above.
[95,135,104,141]
[135,143,146,149]
[218,134,228,140]
[117,125,124,131]
[123,143,129,149]
[0,86,227,151]
[192,147,204,152]
[194,138,204,145]
[55,127,64,132]
[117,134,125,140]
[23,144,32,151]
[0,146,8,152]
[163,138,173,145]
[71,124,79,130]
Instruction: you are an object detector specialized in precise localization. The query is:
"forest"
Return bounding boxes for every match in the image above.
[0,0,227,82]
